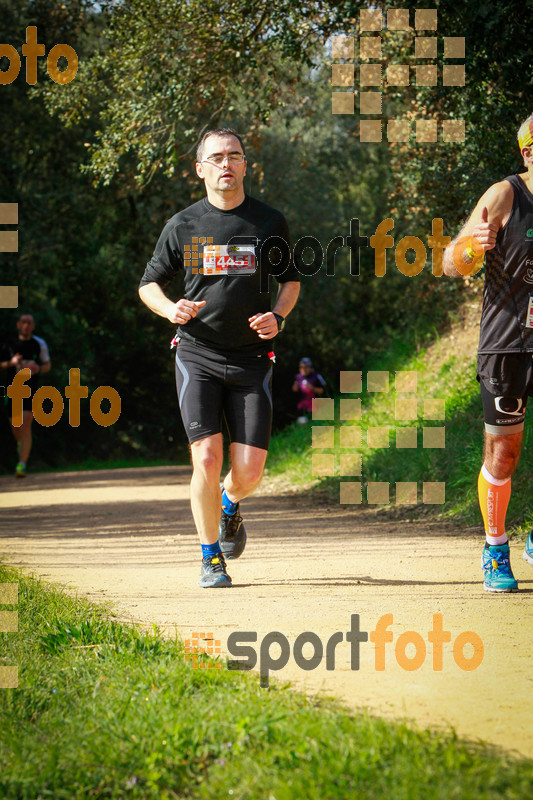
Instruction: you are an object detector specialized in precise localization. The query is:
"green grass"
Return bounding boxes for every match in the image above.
[1,564,532,799]
[42,455,188,473]
[0,454,191,476]
[267,330,533,538]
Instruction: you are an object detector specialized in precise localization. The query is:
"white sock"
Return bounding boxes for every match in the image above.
[485,533,508,546]
[481,463,510,486]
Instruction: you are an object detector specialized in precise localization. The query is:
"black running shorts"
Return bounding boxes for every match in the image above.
[175,339,273,449]
[4,392,35,416]
[477,352,533,434]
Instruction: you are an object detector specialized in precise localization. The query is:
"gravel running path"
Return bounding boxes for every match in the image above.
[1,465,532,760]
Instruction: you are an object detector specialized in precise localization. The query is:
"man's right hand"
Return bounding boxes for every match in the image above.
[11,353,22,368]
[472,206,499,252]
[166,299,206,325]
[138,282,206,324]
[443,180,512,278]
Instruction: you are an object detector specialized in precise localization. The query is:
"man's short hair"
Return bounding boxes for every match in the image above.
[196,128,246,163]
[18,312,34,322]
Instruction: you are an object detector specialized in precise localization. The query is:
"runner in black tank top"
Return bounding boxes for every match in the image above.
[479,173,533,355]
[443,113,533,592]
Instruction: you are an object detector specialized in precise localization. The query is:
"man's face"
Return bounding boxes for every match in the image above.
[17,315,35,339]
[299,364,312,376]
[195,134,247,194]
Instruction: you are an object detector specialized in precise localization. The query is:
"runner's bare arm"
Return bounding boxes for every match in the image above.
[25,359,50,375]
[139,282,206,324]
[248,281,300,340]
[443,181,514,277]
[273,280,300,319]
[0,353,22,370]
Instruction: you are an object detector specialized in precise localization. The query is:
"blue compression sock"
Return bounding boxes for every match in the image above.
[221,489,238,516]
[201,541,222,559]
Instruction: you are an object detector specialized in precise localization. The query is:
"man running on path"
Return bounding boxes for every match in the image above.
[139,128,300,587]
[0,313,51,477]
[443,112,533,592]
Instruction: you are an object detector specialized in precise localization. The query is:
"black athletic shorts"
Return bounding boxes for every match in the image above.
[3,392,34,415]
[175,339,273,449]
[477,352,533,434]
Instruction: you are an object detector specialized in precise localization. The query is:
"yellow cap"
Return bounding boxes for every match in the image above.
[518,119,533,150]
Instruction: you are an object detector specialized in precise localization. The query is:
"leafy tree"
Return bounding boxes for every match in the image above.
[4,0,530,469]
[41,0,362,186]
[380,0,533,230]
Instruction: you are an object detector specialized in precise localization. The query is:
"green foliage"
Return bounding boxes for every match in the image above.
[386,0,533,232]
[2,564,533,798]
[1,0,375,470]
[41,0,350,186]
[3,0,532,482]
[267,308,533,536]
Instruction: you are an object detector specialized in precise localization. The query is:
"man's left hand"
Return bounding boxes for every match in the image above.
[24,360,41,375]
[248,312,278,339]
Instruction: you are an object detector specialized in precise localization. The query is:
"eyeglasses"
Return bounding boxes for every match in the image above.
[202,154,246,166]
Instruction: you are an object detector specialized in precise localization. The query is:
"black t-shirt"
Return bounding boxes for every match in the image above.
[0,336,42,394]
[140,195,300,353]
[479,174,533,354]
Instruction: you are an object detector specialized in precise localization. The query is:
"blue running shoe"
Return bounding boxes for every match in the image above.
[482,543,518,592]
[523,531,533,566]
[219,484,247,560]
[198,554,232,588]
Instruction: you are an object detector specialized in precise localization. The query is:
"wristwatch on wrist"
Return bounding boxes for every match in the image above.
[273,313,285,332]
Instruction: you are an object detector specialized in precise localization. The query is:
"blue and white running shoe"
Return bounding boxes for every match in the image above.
[482,543,518,592]
[522,531,533,566]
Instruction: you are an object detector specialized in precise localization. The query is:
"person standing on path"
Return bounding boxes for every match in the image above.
[139,128,300,588]
[0,313,51,477]
[443,113,533,592]
[292,356,327,423]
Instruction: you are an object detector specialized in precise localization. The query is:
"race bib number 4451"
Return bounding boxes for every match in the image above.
[202,244,256,275]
